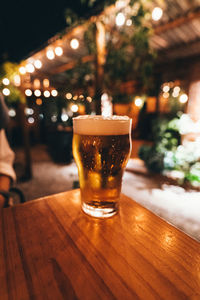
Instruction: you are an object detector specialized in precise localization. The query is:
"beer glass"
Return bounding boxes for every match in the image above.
[73,115,132,218]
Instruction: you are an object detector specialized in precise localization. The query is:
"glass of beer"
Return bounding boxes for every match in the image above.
[73,115,132,218]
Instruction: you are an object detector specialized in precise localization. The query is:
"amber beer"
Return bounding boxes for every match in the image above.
[73,115,132,218]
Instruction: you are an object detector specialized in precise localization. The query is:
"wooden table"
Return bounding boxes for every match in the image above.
[1,189,200,299]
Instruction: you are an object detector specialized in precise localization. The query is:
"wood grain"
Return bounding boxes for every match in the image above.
[0,189,200,299]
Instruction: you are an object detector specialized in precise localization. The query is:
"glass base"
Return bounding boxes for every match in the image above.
[82,202,118,218]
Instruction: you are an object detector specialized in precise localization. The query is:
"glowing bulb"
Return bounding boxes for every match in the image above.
[19,66,26,74]
[71,104,78,112]
[43,78,49,88]
[86,96,92,103]
[2,88,10,96]
[44,90,50,98]
[73,95,78,100]
[173,86,180,94]
[55,46,63,56]
[8,109,16,117]
[163,85,170,93]
[51,89,58,97]
[34,60,42,69]
[61,113,69,122]
[25,89,32,97]
[13,75,21,86]
[152,7,163,21]
[2,78,10,85]
[179,94,188,104]
[33,78,40,88]
[28,117,35,124]
[46,49,55,60]
[70,39,79,50]
[135,98,143,107]
[163,92,169,99]
[115,13,125,26]
[34,89,41,97]
[66,92,72,100]
[126,19,132,26]
[26,63,35,73]
[36,98,42,105]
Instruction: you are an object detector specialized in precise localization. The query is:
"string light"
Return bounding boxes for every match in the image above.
[70,39,79,50]
[19,66,26,74]
[152,7,163,21]
[73,95,78,100]
[33,79,40,88]
[34,89,41,97]
[8,109,16,117]
[55,46,63,56]
[34,60,42,69]
[28,117,35,124]
[179,94,188,104]
[46,49,55,60]
[162,85,170,93]
[86,96,92,103]
[2,78,10,85]
[163,92,169,99]
[135,97,143,107]
[25,89,32,97]
[126,19,132,26]
[66,93,72,100]
[44,90,50,98]
[2,88,10,96]
[61,113,69,122]
[115,13,125,26]
[26,63,35,73]
[71,104,78,112]
[13,75,21,86]
[25,108,34,115]
[43,78,49,88]
[51,89,58,97]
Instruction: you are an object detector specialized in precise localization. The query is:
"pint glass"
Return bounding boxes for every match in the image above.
[73,115,132,218]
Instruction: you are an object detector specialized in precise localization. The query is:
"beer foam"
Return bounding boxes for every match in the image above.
[73,115,132,135]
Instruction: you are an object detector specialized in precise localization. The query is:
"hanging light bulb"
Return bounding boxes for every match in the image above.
[115,13,125,26]
[55,46,63,56]
[34,90,41,97]
[13,75,21,86]
[51,89,58,97]
[152,7,163,21]
[43,78,49,88]
[25,89,32,96]
[66,93,72,100]
[2,78,10,85]
[70,39,79,50]
[44,90,50,98]
[19,66,26,74]
[2,88,10,96]
[179,94,188,104]
[34,60,42,69]
[46,49,55,60]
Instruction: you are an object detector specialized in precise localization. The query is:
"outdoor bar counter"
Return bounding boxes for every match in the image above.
[1,189,200,299]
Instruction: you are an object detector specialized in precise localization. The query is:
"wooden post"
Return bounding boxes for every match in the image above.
[95,20,106,115]
[187,62,200,122]
[17,102,32,180]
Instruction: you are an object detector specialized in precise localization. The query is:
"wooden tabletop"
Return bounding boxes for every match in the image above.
[0,189,200,300]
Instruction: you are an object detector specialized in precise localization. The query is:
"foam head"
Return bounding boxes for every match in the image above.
[73,115,132,135]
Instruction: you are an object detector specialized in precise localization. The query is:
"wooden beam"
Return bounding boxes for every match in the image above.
[49,55,95,74]
[154,9,200,35]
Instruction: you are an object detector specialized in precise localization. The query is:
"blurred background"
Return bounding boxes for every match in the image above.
[1,0,200,208]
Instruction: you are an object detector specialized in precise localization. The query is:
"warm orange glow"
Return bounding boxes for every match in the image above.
[13,75,21,86]
[25,89,32,96]
[43,78,50,88]
[33,79,40,88]
[36,98,42,105]
[66,93,72,100]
